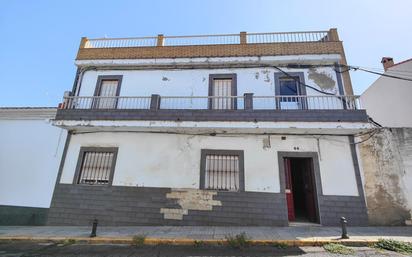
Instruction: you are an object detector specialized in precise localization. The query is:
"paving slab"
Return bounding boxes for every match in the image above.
[0,226,411,245]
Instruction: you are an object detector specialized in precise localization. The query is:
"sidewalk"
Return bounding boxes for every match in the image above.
[0,226,411,245]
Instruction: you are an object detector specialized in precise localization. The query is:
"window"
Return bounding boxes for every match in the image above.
[74,147,118,185]
[200,149,244,191]
[209,74,237,110]
[275,72,306,110]
[93,75,123,109]
[279,77,299,96]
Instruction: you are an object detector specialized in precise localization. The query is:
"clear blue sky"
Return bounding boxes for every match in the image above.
[1,0,411,107]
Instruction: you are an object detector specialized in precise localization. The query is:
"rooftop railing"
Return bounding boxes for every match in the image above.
[59,95,361,111]
[83,30,334,49]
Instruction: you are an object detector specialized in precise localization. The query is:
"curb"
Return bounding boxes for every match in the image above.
[0,236,379,247]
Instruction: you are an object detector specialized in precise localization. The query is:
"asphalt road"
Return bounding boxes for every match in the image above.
[0,242,408,257]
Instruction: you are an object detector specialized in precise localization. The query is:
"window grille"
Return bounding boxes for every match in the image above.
[204,154,240,191]
[77,151,116,185]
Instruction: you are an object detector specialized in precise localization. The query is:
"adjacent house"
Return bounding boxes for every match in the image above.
[359,57,412,225]
[361,57,412,127]
[45,29,371,226]
[0,108,66,225]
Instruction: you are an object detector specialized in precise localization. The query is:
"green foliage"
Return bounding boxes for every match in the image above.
[225,232,251,249]
[374,239,412,254]
[131,235,146,247]
[193,240,205,247]
[323,243,354,255]
[62,238,76,246]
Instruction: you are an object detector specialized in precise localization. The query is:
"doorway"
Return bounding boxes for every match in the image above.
[283,157,319,223]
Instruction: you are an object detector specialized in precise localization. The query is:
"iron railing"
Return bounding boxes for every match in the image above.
[246,31,329,43]
[59,95,361,111]
[60,96,152,110]
[83,31,331,49]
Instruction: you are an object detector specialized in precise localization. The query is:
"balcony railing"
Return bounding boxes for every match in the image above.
[59,95,361,111]
[83,31,332,49]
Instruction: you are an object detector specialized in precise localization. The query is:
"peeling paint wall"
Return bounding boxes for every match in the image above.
[160,189,221,220]
[60,132,359,196]
[359,128,412,225]
[78,66,341,98]
[308,68,337,94]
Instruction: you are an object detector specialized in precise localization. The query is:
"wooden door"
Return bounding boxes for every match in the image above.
[284,158,295,221]
[95,80,119,109]
[211,79,233,110]
[303,159,317,222]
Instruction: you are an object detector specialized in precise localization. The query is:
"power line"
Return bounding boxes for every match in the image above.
[298,63,412,82]
[349,66,412,82]
[272,65,336,95]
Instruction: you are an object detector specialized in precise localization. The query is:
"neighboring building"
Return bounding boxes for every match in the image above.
[0,108,66,225]
[359,57,412,225]
[46,28,372,226]
[361,57,412,127]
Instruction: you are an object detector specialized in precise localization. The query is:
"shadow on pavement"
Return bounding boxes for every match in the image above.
[0,242,307,257]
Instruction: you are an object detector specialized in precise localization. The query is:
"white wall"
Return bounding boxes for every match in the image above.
[60,132,359,196]
[78,66,342,101]
[361,60,412,127]
[0,114,66,208]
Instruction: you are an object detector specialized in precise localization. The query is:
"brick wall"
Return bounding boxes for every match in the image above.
[77,42,345,61]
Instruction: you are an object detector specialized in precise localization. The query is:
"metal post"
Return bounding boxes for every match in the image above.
[150,94,161,110]
[243,93,254,110]
[90,219,98,238]
[340,217,349,239]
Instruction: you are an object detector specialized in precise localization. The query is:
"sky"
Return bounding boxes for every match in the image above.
[1,0,411,107]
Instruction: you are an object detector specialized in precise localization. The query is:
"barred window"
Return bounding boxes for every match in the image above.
[200,150,244,191]
[75,147,118,185]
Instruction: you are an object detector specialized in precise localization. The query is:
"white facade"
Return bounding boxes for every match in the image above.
[0,109,66,208]
[78,65,344,99]
[361,59,412,127]
[59,57,361,197]
[60,132,359,196]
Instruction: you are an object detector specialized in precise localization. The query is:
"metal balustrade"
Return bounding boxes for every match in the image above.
[83,31,332,49]
[59,95,361,111]
[253,95,360,110]
[85,37,157,48]
[246,31,329,43]
[60,96,152,110]
[160,96,244,110]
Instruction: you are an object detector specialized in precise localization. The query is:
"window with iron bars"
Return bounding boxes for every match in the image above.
[200,150,244,191]
[74,147,118,185]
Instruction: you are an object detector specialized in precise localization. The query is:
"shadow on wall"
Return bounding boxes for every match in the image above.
[0,205,48,225]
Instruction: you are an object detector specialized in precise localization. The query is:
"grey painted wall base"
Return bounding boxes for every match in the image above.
[0,205,48,225]
[47,183,367,226]
[318,196,368,226]
[47,184,288,226]
[56,109,368,123]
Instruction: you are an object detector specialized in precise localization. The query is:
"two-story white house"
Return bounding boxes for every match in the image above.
[48,29,371,226]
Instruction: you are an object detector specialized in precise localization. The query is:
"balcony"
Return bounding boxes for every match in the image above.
[76,29,344,60]
[55,94,368,123]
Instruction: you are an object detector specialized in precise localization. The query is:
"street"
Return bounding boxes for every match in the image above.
[0,241,408,257]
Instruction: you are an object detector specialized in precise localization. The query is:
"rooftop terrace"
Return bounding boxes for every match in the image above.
[76,29,346,61]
